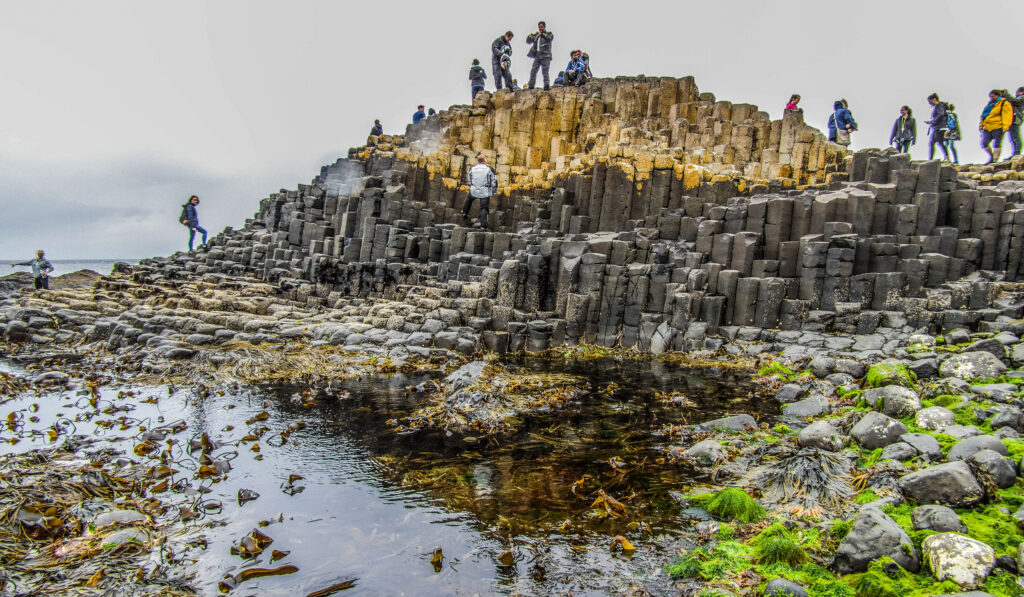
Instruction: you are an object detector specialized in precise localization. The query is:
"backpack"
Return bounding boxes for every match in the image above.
[945,112,961,141]
[179,204,190,226]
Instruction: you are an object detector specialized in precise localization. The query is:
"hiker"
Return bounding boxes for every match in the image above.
[925,93,950,161]
[182,195,207,251]
[553,71,565,86]
[827,100,856,146]
[1003,87,1024,159]
[490,31,515,91]
[564,50,591,87]
[428,108,436,117]
[469,59,487,99]
[785,94,801,111]
[463,154,497,229]
[510,79,520,91]
[525,21,553,90]
[889,106,917,154]
[944,104,961,164]
[980,89,1013,164]
[412,105,426,125]
[10,249,54,290]
[370,119,383,136]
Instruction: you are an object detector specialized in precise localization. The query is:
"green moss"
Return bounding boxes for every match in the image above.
[926,394,963,409]
[705,487,765,523]
[758,361,811,382]
[855,489,880,504]
[958,506,1023,556]
[752,524,809,566]
[934,335,945,344]
[984,571,1023,596]
[772,424,792,434]
[666,541,753,579]
[864,363,917,389]
[849,557,961,597]
[951,404,978,427]
[840,388,863,402]
[758,562,854,597]
[1002,438,1024,463]
[830,519,854,542]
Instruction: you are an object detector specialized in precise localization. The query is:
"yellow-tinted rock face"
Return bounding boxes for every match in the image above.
[373,77,845,219]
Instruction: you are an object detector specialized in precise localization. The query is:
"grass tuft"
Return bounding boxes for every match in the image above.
[705,487,765,523]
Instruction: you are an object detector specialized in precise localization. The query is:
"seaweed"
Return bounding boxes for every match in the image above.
[752,524,809,566]
[757,449,855,518]
[704,487,765,523]
[863,363,917,389]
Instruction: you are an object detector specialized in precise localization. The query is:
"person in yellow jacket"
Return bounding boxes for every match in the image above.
[980,89,1013,163]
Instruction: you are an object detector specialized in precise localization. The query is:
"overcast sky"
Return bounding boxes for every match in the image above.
[2,0,1022,259]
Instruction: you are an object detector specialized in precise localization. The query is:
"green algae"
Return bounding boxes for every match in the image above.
[855,489,880,504]
[752,524,809,566]
[705,487,765,523]
[922,394,964,409]
[957,506,1023,556]
[863,363,917,389]
[666,541,753,579]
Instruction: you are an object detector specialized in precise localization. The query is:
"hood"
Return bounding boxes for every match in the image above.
[833,100,844,110]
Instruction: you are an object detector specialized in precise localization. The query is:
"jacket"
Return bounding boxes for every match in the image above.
[981,98,1013,132]
[370,123,383,136]
[526,31,553,60]
[491,36,511,59]
[890,116,916,143]
[469,65,487,86]
[928,102,948,131]
[15,258,53,279]
[467,163,497,198]
[185,203,200,227]
[566,55,585,74]
[827,101,856,140]
[412,110,426,124]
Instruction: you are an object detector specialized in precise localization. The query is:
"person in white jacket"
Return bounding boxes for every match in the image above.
[463,154,497,229]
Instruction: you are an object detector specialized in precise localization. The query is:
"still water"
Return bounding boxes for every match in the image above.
[0,357,765,595]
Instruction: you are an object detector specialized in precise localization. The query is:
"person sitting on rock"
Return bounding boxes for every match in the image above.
[564,50,591,87]
[10,249,54,290]
[464,154,497,230]
[469,58,487,100]
[889,105,916,154]
[412,105,426,124]
[785,94,800,111]
[184,195,207,251]
[370,119,383,136]
[490,31,514,91]
[553,71,565,86]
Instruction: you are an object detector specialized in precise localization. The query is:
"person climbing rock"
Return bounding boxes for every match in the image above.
[525,21,553,91]
[183,195,207,251]
[889,106,916,154]
[469,59,487,100]
[785,94,801,111]
[370,119,383,136]
[827,100,856,146]
[412,105,426,125]
[10,249,54,290]
[490,31,514,91]
[980,89,1013,164]
[925,93,950,161]
[1003,87,1024,160]
[463,154,497,230]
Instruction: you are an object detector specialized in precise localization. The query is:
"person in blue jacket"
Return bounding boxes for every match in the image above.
[184,195,207,251]
[564,50,590,86]
[827,100,856,146]
[412,105,426,124]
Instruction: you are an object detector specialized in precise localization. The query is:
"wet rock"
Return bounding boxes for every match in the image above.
[797,420,845,452]
[101,527,149,548]
[939,351,1007,381]
[851,412,907,450]
[762,578,808,597]
[808,355,835,378]
[684,439,728,465]
[32,371,69,385]
[916,406,956,431]
[947,329,971,345]
[694,414,757,433]
[947,435,1008,462]
[92,509,148,528]
[965,338,1006,360]
[780,395,830,418]
[989,408,1024,432]
[863,385,920,419]
[880,442,918,462]
[944,425,984,440]
[900,432,943,461]
[912,505,968,533]
[922,533,994,588]
[898,461,985,507]
[832,507,919,574]
[774,384,803,404]
[834,359,866,378]
[968,449,1017,489]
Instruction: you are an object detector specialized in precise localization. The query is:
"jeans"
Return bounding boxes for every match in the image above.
[189,225,207,251]
[33,276,49,290]
[471,84,484,100]
[528,57,551,89]
[492,58,513,90]
[929,129,949,160]
[894,140,911,154]
[1009,122,1022,156]
[462,194,490,228]
[946,140,959,164]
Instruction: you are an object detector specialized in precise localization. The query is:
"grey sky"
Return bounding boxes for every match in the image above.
[1,0,1022,259]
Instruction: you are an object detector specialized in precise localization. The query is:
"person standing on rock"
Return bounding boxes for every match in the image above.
[464,154,496,229]
[469,59,487,100]
[370,119,383,136]
[491,31,514,91]
[525,21,553,91]
[827,100,856,146]
[944,104,961,164]
[925,93,950,161]
[412,105,426,125]
[1002,87,1024,160]
[980,89,1013,164]
[183,195,207,251]
[889,106,916,154]
[10,249,54,290]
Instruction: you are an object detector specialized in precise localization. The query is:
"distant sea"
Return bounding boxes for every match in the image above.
[0,259,139,277]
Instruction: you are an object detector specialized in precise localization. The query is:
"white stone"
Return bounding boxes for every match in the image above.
[922,532,995,588]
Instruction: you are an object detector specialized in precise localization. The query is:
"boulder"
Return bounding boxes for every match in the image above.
[863,385,921,419]
[851,412,907,450]
[947,435,1008,462]
[939,351,1007,381]
[968,449,1017,489]
[832,507,919,573]
[916,406,956,431]
[911,505,968,533]
[797,420,845,452]
[762,578,808,597]
[898,461,985,507]
[899,432,943,461]
[880,442,918,462]
[774,384,804,404]
[780,395,830,418]
[684,439,728,465]
[922,533,995,588]
[695,414,757,433]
